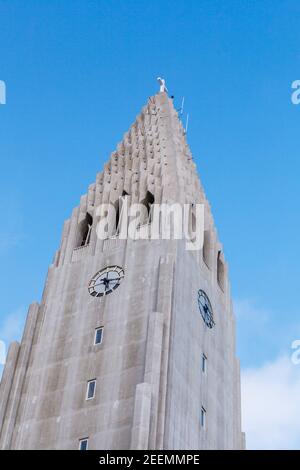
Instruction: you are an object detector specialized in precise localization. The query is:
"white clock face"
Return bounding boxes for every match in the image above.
[88,266,124,297]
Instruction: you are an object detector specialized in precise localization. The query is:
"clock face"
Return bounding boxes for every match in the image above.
[198,290,215,328]
[88,266,124,297]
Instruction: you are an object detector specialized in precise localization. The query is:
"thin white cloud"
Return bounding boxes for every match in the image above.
[0,306,27,345]
[242,355,300,449]
[234,298,270,325]
[234,297,278,367]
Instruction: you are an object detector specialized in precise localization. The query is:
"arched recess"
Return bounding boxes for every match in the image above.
[188,204,196,241]
[77,212,93,247]
[114,191,129,235]
[140,190,154,224]
[217,250,225,291]
[203,230,211,268]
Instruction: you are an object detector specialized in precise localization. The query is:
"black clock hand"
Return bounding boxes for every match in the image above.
[93,279,110,289]
[95,277,118,285]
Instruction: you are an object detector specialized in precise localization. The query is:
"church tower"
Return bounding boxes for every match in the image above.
[0,84,244,450]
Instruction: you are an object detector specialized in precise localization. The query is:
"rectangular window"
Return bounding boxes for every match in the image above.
[86,379,96,400]
[94,327,104,345]
[202,354,207,374]
[79,438,89,450]
[201,407,206,428]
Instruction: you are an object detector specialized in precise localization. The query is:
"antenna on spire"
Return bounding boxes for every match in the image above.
[178,97,185,116]
[157,77,168,94]
[185,113,189,134]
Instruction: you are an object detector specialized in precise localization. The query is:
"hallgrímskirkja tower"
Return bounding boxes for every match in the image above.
[0,82,244,449]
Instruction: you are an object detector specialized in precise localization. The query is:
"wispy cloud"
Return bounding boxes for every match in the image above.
[234,298,270,325]
[236,298,300,449]
[242,355,300,449]
[235,296,300,367]
[0,306,27,345]
[234,298,278,368]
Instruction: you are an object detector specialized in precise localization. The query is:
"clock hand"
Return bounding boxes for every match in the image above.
[93,280,106,287]
[104,277,118,290]
[94,277,118,285]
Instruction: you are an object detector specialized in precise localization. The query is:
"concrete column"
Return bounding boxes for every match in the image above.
[0,303,39,449]
[58,219,71,267]
[144,311,164,449]
[155,256,175,449]
[130,382,151,450]
[0,342,20,436]
[63,207,80,264]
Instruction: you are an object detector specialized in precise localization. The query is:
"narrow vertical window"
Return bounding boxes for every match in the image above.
[79,438,89,450]
[114,191,129,235]
[141,191,154,224]
[217,250,225,291]
[94,327,104,345]
[86,379,96,400]
[203,230,211,268]
[78,212,93,247]
[201,407,206,428]
[202,354,207,374]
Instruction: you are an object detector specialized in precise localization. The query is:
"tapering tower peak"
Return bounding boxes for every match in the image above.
[0,82,244,451]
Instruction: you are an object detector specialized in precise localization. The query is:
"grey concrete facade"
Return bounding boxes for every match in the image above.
[0,91,245,449]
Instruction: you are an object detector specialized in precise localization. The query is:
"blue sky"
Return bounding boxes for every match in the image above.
[1,0,300,449]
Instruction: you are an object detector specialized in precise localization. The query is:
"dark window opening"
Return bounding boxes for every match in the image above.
[115,191,129,235]
[78,212,93,247]
[141,191,154,224]
[94,327,103,345]
[79,438,88,450]
[86,379,96,400]
[201,407,206,428]
[202,353,207,373]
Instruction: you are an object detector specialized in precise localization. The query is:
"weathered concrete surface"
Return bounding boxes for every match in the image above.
[0,91,244,449]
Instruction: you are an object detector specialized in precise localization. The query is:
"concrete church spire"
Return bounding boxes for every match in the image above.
[0,83,244,450]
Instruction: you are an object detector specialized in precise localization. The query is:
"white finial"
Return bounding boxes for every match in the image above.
[157,77,168,93]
